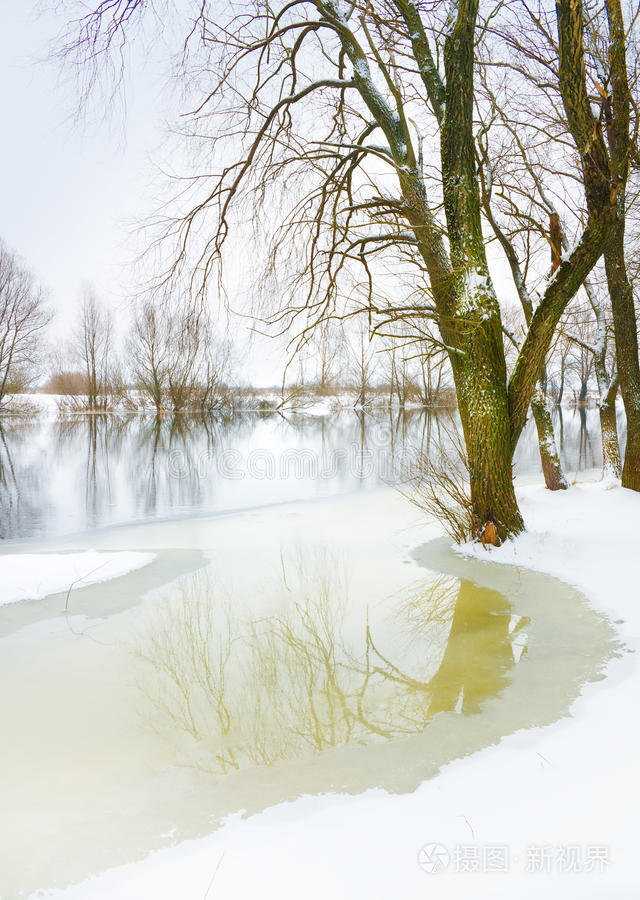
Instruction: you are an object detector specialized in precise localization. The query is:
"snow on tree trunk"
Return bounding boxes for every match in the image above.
[600,399,621,484]
[595,360,622,484]
[531,390,569,491]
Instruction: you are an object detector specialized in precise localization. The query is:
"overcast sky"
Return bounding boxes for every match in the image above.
[0,4,164,322]
[0,2,289,383]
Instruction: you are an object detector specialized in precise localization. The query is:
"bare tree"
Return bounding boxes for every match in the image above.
[562,282,621,480]
[475,111,569,492]
[416,348,448,409]
[73,286,113,411]
[165,303,204,412]
[381,317,451,408]
[60,0,624,541]
[480,89,622,485]
[547,334,572,408]
[311,321,344,394]
[346,322,377,408]
[129,293,230,413]
[198,326,234,412]
[379,336,403,407]
[599,0,640,490]
[568,331,595,406]
[0,241,51,409]
[493,0,640,489]
[128,298,170,414]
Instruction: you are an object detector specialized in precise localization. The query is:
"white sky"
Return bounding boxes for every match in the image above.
[0,2,284,384]
[0,4,159,319]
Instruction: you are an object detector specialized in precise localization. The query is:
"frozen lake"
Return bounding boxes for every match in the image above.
[0,411,619,897]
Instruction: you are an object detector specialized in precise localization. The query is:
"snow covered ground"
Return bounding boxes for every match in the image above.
[31,481,639,899]
[0,392,63,415]
[0,551,156,605]
[2,389,441,417]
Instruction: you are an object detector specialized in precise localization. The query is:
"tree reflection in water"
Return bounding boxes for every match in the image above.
[0,418,48,539]
[0,407,613,541]
[134,551,529,774]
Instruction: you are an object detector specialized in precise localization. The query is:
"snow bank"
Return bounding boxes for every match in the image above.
[462,481,640,628]
[0,551,156,605]
[36,481,640,899]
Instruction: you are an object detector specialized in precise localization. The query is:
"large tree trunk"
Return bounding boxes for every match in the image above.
[602,0,639,489]
[531,389,569,490]
[436,0,523,543]
[466,410,523,543]
[594,357,621,483]
[604,224,640,490]
[374,0,615,543]
[600,392,621,482]
[453,332,524,543]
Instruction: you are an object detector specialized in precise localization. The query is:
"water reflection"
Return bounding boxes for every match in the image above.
[135,556,528,774]
[0,405,624,541]
[0,420,51,540]
[0,533,615,899]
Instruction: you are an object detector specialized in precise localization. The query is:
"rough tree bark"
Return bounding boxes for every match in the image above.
[531,390,569,491]
[603,0,640,490]
[604,223,640,487]
[570,0,639,488]
[437,0,523,538]
[597,372,621,481]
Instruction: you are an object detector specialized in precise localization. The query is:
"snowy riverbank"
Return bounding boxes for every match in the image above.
[1,387,455,418]
[26,480,638,900]
[0,551,155,606]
